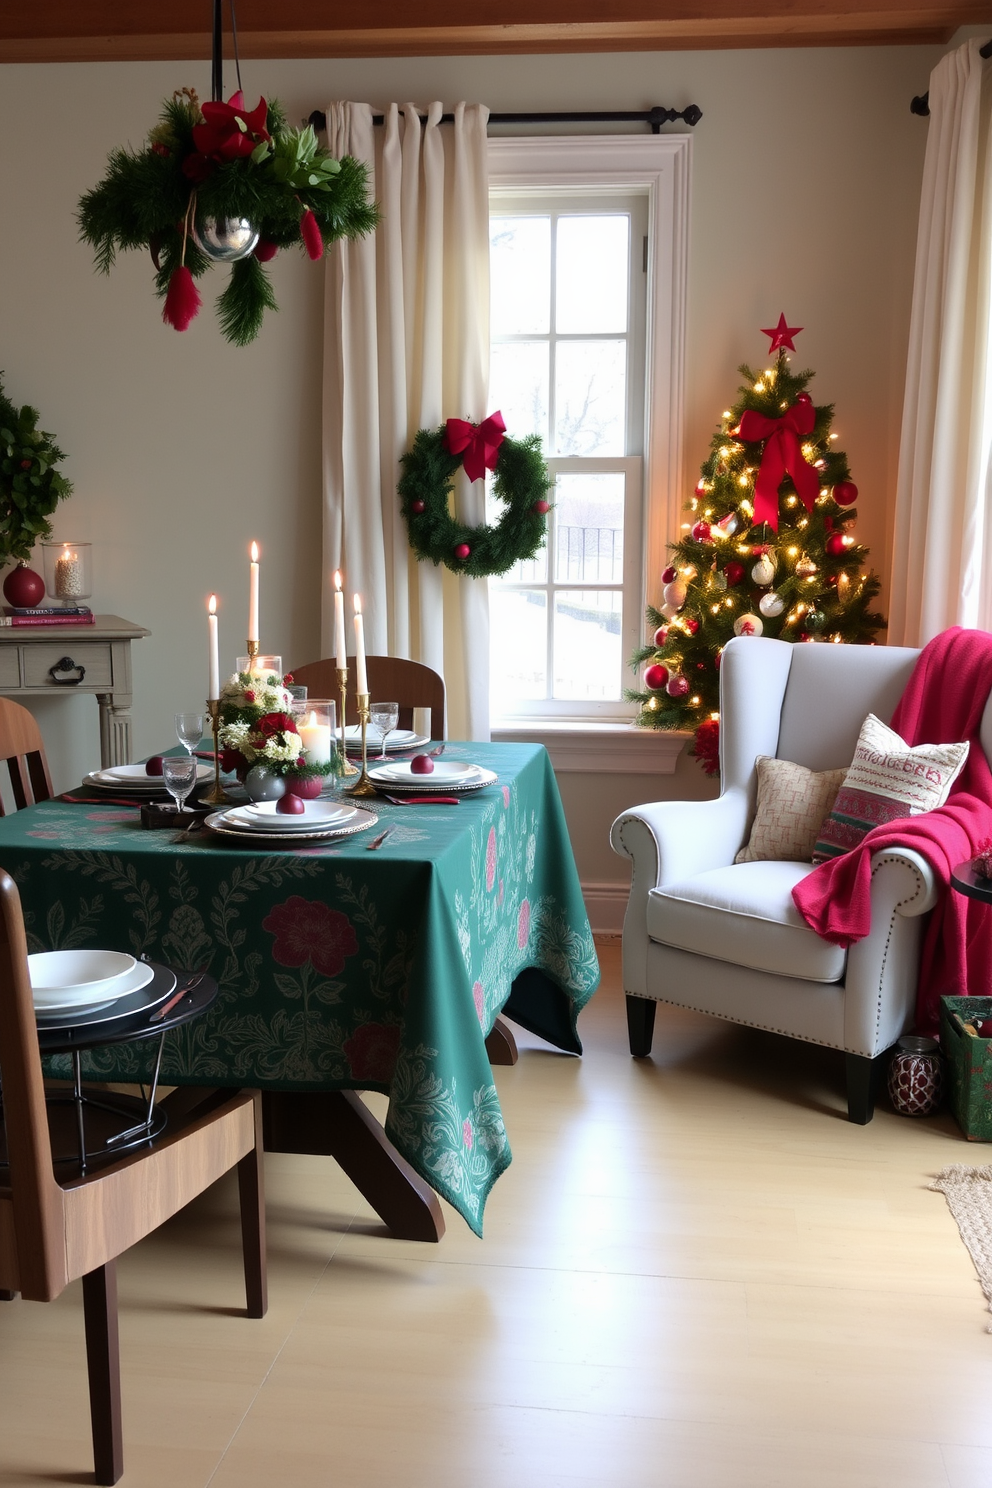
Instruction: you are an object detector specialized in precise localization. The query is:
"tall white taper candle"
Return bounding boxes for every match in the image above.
[353,595,368,694]
[248,541,260,645]
[207,595,220,701]
[334,571,346,669]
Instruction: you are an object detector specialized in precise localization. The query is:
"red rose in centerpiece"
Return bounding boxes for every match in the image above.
[183,91,271,181]
[256,711,297,739]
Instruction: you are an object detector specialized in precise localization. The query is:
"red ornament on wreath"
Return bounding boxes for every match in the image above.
[454,544,471,561]
[410,499,426,514]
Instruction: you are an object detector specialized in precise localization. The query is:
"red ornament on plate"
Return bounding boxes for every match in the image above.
[724,560,745,586]
[2,564,45,608]
[690,520,712,543]
[643,663,668,690]
[834,480,858,506]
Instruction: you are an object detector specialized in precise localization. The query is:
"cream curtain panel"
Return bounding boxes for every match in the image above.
[321,101,491,740]
[888,40,992,644]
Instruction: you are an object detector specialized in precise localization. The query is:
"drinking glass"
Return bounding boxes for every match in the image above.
[369,701,399,759]
[175,711,205,755]
[162,755,198,815]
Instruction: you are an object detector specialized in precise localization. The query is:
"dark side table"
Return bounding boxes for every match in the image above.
[950,860,992,906]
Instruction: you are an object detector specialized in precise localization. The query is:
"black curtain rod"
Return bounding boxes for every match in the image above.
[308,104,702,133]
[911,37,992,115]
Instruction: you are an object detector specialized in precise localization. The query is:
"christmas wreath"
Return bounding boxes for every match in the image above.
[0,374,73,566]
[398,414,551,578]
[78,89,378,346]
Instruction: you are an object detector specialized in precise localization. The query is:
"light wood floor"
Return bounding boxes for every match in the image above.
[1,939,990,1487]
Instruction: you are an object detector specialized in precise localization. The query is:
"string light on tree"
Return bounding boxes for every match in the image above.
[626,319,885,773]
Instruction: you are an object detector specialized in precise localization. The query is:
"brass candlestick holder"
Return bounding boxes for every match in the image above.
[347,691,379,798]
[202,698,234,805]
[336,665,358,777]
[246,638,259,669]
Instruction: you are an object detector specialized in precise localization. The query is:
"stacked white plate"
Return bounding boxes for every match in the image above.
[366,760,497,793]
[343,726,430,753]
[28,949,155,1017]
[204,799,379,842]
[84,762,213,792]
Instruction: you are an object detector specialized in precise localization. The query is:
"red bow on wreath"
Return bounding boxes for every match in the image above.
[444,411,506,483]
[735,392,820,532]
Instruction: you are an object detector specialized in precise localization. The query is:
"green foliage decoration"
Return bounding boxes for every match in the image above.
[398,426,552,578]
[627,349,886,763]
[78,89,379,346]
[0,374,73,565]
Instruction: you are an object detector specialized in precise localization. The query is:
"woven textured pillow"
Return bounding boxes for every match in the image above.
[812,712,969,864]
[736,756,848,864]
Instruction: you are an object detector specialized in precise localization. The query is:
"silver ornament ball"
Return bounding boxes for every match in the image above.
[191,214,260,262]
[759,591,785,618]
[244,765,287,803]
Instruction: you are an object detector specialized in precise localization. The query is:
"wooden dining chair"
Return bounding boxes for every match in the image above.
[0,871,267,1485]
[290,655,446,739]
[0,696,53,811]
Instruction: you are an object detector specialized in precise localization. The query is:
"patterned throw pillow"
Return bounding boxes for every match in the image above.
[736,756,848,864]
[812,713,969,864]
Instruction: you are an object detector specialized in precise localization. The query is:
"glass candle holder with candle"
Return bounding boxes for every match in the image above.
[295,700,336,767]
[235,654,283,678]
[42,542,92,606]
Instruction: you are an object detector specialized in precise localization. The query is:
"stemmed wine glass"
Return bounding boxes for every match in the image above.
[162,755,198,815]
[175,711,205,755]
[369,701,399,760]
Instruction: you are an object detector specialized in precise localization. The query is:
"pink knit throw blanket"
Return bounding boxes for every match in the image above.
[792,627,992,1033]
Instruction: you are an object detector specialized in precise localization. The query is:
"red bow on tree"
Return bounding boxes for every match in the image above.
[444,411,506,483]
[734,393,820,532]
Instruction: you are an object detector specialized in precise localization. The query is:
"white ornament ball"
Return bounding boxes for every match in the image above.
[662,579,687,611]
[715,512,739,538]
[660,603,679,621]
[733,612,764,638]
[758,591,785,618]
[751,553,776,586]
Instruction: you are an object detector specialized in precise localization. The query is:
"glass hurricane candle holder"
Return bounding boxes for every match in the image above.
[42,541,92,605]
[294,700,336,767]
[235,653,282,678]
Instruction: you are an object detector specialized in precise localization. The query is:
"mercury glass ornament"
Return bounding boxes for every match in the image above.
[795,554,818,579]
[751,553,776,586]
[244,765,286,802]
[759,591,785,618]
[191,214,260,262]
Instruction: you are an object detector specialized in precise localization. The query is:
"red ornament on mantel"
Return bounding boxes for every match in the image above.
[2,564,45,608]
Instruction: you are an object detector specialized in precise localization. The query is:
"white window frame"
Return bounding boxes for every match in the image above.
[487,134,690,744]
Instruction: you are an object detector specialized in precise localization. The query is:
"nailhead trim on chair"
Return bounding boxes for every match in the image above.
[866,852,929,1048]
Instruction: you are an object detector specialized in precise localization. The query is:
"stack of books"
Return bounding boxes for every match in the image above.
[0,605,95,628]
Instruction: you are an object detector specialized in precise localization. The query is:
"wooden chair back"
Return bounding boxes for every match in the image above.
[290,655,446,740]
[0,697,53,811]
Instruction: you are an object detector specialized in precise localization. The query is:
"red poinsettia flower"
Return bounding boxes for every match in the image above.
[183,91,270,181]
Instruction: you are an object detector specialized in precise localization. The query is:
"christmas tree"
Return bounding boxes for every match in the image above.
[629,317,885,773]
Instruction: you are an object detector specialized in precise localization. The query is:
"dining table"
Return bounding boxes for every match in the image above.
[0,741,599,1237]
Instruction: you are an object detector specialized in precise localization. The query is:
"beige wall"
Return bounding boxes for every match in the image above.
[0,43,947,835]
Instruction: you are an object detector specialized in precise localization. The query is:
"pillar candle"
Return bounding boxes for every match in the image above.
[353,595,368,694]
[248,541,259,644]
[298,709,332,765]
[207,595,220,701]
[333,571,346,670]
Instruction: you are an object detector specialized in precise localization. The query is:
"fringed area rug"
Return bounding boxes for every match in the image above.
[930,1166,992,1328]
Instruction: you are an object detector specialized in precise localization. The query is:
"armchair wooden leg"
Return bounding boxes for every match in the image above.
[627,995,657,1057]
[82,1261,123,1487]
[845,1051,888,1125]
[238,1093,268,1319]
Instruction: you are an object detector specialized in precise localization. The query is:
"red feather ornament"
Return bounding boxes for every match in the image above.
[162,265,202,331]
[300,209,323,261]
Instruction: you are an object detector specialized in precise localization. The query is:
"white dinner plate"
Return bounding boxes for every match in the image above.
[31,957,155,1016]
[204,805,379,843]
[89,762,213,789]
[367,761,496,793]
[344,726,430,752]
[226,800,357,833]
[29,948,135,1002]
[35,965,177,1027]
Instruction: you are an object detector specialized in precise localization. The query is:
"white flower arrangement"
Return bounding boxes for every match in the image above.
[220,671,293,715]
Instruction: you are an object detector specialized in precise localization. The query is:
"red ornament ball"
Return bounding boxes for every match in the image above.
[684,617,700,635]
[834,480,858,507]
[533,500,550,514]
[411,754,435,775]
[644,663,668,691]
[454,543,471,560]
[653,625,669,647]
[276,792,307,815]
[145,756,165,777]
[661,565,677,584]
[2,564,45,608]
[695,479,706,496]
[410,499,426,514]
[690,520,712,543]
[666,674,690,699]
[723,560,745,587]
[825,532,846,557]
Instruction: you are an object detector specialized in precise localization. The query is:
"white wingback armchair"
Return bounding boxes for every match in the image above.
[611,637,992,1123]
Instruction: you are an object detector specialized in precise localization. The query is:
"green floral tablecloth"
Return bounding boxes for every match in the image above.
[0,743,598,1233]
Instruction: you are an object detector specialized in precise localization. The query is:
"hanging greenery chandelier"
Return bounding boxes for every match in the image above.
[77,2,378,345]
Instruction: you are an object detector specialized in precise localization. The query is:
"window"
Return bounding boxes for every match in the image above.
[487,136,690,725]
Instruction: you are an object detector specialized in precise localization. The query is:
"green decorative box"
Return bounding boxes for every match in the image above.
[940,996,992,1141]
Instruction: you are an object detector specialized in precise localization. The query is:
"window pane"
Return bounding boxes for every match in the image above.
[490,588,547,703]
[554,472,625,584]
[553,589,622,700]
[490,342,549,444]
[487,481,548,582]
[490,216,550,335]
[555,340,627,455]
[556,215,629,334]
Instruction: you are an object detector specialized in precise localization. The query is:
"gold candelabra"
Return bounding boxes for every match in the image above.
[203,698,234,805]
[347,691,379,798]
[336,665,358,777]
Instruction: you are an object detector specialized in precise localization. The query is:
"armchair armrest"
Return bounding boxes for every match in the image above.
[844,846,939,1054]
[610,791,751,997]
